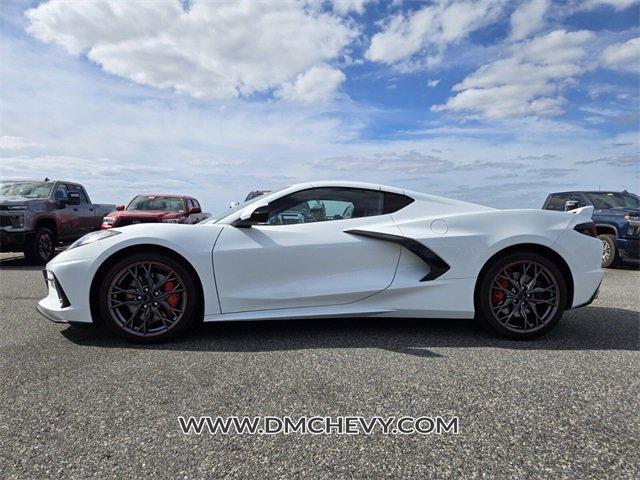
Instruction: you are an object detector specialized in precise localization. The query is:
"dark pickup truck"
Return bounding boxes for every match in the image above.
[0,180,115,264]
[543,190,640,267]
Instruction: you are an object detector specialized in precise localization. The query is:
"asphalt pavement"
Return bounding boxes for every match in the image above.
[0,252,638,479]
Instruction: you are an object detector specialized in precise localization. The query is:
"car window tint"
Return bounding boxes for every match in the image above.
[67,184,89,203]
[588,193,638,209]
[383,192,414,213]
[55,184,69,200]
[546,194,587,211]
[267,187,383,224]
[546,194,564,210]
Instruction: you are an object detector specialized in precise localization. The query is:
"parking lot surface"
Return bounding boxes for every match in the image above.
[1,253,638,479]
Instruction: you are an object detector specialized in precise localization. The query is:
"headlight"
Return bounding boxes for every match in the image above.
[162,218,182,223]
[10,214,24,228]
[68,230,121,250]
[103,216,115,225]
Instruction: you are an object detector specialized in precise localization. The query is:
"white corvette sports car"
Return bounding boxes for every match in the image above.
[38,181,603,342]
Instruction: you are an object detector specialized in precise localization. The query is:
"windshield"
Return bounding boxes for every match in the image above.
[587,193,639,210]
[128,196,185,212]
[0,181,53,198]
[206,187,287,224]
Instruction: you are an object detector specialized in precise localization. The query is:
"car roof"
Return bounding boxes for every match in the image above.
[549,191,631,195]
[133,194,189,198]
[295,180,407,195]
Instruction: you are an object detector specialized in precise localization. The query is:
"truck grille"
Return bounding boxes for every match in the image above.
[116,218,160,227]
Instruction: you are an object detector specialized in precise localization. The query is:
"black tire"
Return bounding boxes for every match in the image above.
[597,234,619,268]
[475,252,567,340]
[98,252,201,343]
[24,226,56,264]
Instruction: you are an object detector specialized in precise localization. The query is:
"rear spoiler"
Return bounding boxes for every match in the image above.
[568,206,594,219]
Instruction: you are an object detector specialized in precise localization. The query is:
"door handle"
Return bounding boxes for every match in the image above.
[73,208,79,211]
[89,208,93,211]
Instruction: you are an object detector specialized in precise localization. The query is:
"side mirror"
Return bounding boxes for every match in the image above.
[57,198,67,209]
[116,204,125,211]
[564,200,579,211]
[189,206,202,214]
[232,205,269,228]
[67,192,81,205]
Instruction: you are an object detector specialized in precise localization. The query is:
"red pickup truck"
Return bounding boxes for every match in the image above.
[101,194,209,229]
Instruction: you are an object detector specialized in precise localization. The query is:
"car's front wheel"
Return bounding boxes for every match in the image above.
[476,252,567,340]
[24,226,56,264]
[98,253,201,342]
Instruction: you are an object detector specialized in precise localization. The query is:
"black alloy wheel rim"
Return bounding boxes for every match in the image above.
[489,261,560,333]
[107,261,187,337]
[38,232,53,260]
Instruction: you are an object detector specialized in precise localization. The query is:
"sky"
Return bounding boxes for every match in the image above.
[0,0,638,212]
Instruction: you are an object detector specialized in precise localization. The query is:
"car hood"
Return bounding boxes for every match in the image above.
[0,196,42,205]
[109,210,182,219]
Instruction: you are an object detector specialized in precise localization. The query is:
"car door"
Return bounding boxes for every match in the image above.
[67,184,96,235]
[52,183,77,240]
[213,187,403,313]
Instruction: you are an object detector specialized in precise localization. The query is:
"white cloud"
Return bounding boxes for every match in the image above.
[579,0,639,10]
[277,65,346,103]
[331,0,375,15]
[365,0,507,67]
[0,136,43,150]
[25,0,357,101]
[427,79,440,87]
[509,0,549,41]
[601,37,640,72]
[433,30,595,119]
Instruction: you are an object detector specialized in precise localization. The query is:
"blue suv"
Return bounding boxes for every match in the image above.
[543,190,640,267]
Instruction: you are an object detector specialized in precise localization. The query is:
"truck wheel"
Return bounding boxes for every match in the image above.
[24,227,56,265]
[598,234,619,268]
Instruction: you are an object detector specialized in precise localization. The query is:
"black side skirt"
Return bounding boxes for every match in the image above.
[344,229,450,281]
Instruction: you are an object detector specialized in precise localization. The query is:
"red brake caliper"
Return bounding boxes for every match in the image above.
[492,278,509,305]
[164,281,179,308]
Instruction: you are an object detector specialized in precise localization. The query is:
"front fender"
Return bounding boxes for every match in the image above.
[48,224,224,316]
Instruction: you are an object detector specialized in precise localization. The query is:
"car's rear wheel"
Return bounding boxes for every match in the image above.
[476,252,567,340]
[597,234,619,268]
[98,253,200,342]
[24,226,56,264]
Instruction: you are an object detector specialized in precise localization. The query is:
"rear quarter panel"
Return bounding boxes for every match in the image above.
[392,208,573,280]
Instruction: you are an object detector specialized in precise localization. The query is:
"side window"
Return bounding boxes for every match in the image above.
[186,198,194,210]
[546,193,586,211]
[193,199,201,210]
[67,184,89,203]
[573,194,588,208]
[383,192,414,214]
[267,188,383,225]
[546,194,568,211]
[54,184,69,201]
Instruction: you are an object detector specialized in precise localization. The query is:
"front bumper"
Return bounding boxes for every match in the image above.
[0,230,33,251]
[37,257,95,324]
[616,237,639,257]
[36,304,69,324]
